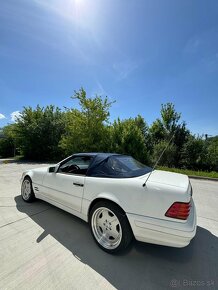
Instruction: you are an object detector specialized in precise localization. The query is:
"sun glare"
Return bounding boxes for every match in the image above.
[74,0,85,6]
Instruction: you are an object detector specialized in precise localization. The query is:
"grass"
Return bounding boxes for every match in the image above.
[158,166,218,179]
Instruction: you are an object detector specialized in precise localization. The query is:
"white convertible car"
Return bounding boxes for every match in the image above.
[21,153,197,253]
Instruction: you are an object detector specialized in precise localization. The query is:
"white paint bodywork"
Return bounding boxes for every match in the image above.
[21,163,197,248]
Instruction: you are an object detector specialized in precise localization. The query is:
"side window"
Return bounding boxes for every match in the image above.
[58,156,93,175]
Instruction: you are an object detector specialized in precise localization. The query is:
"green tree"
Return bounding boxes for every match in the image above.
[152,140,177,167]
[150,103,181,142]
[205,137,218,171]
[0,91,216,173]
[59,88,113,155]
[150,103,189,167]
[0,124,17,157]
[16,105,65,160]
[110,115,149,163]
[181,135,207,170]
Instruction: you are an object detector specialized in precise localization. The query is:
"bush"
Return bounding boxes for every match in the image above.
[15,105,65,161]
[0,125,16,158]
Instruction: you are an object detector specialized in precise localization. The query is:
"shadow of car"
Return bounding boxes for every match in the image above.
[15,195,218,290]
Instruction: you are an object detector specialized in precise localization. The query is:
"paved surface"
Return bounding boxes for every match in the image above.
[0,162,218,290]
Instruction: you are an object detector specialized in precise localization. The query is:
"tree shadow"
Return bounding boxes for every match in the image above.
[15,196,218,290]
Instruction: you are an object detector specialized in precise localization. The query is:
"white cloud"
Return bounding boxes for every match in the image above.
[94,81,107,96]
[0,113,6,120]
[113,60,138,81]
[10,111,21,122]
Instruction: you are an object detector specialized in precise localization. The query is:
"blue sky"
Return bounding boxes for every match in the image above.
[0,0,218,135]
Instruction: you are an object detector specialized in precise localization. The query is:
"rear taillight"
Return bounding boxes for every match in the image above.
[165,201,191,220]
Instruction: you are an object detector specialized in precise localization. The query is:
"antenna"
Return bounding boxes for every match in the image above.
[142,133,175,187]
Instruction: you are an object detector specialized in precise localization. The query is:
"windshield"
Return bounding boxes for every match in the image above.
[89,155,152,178]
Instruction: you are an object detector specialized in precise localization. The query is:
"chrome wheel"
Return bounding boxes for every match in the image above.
[91,207,122,250]
[21,179,32,200]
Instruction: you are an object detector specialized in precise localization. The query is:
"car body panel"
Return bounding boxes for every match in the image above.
[143,169,189,189]
[21,153,197,248]
[82,173,192,223]
[127,199,196,247]
[42,172,85,213]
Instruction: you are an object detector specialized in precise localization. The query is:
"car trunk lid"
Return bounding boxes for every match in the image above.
[138,169,193,222]
[140,169,189,189]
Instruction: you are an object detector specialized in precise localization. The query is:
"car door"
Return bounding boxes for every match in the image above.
[42,156,93,213]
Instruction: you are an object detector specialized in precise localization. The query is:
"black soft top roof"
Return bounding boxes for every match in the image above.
[71,153,151,178]
[73,152,119,158]
[73,152,119,168]
[72,153,123,177]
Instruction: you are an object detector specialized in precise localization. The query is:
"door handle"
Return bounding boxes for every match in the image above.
[73,182,84,187]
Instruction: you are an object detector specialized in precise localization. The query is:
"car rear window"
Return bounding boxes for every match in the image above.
[89,155,152,178]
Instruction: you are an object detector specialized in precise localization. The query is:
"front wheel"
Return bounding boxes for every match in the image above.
[89,201,133,253]
[21,176,35,203]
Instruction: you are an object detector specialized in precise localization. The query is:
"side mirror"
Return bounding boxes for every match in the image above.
[48,166,56,173]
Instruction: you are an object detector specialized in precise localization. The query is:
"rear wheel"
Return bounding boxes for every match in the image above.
[89,201,133,253]
[21,176,35,203]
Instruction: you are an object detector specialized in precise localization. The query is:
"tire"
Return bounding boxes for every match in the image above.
[21,176,35,203]
[89,201,133,253]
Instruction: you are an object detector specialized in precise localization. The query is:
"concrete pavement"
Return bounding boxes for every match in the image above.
[0,162,218,290]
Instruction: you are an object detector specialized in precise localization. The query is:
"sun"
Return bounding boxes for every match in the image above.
[74,0,84,5]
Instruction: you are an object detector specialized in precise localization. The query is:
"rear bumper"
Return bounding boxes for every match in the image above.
[127,200,197,248]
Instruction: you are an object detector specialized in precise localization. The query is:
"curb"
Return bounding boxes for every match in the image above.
[0,159,15,164]
[189,175,218,182]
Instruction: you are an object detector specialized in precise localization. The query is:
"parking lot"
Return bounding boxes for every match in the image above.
[0,161,218,290]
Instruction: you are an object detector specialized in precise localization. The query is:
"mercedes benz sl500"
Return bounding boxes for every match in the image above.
[21,153,197,253]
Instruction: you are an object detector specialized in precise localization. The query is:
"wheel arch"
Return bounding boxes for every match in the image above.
[24,174,32,180]
[88,195,126,220]
[21,172,34,192]
[22,172,34,184]
[88,195,135,251]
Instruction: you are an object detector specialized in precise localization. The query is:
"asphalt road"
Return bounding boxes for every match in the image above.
[0,161,218,290]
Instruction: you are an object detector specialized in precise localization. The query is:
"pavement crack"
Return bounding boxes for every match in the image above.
[198,215,218,223]
[0,208,51,229]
